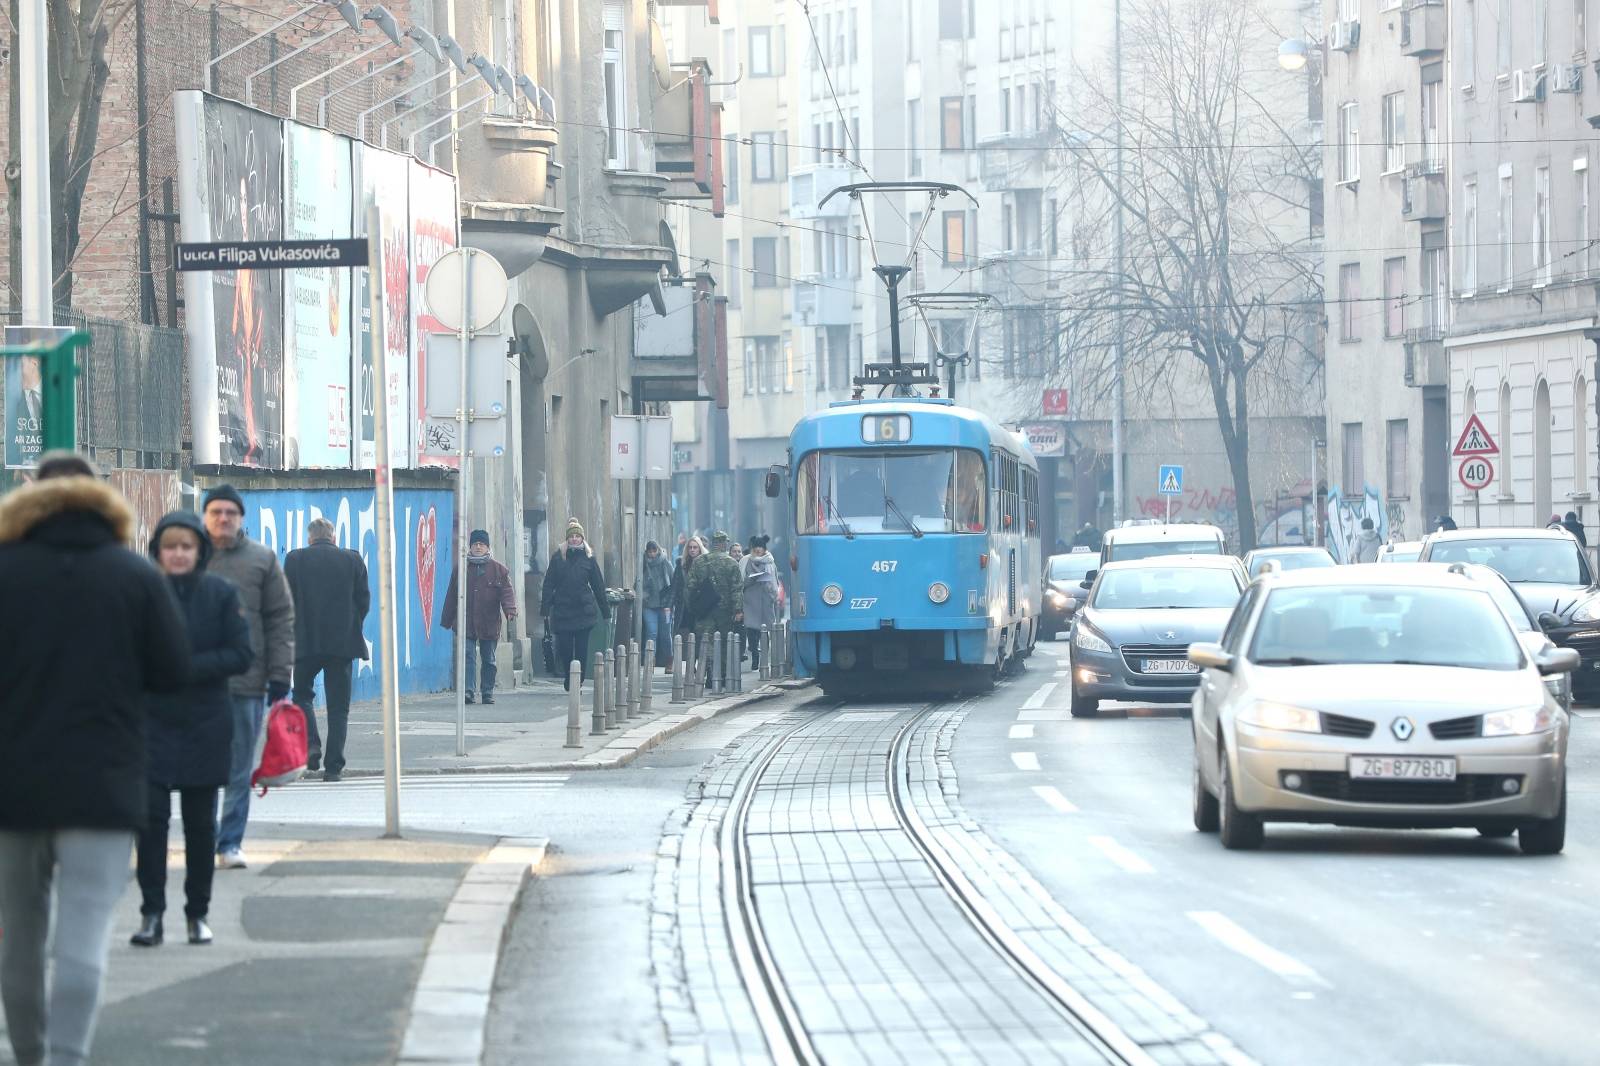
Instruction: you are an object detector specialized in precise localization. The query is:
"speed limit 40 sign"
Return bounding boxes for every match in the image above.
[1458,456,1494,491]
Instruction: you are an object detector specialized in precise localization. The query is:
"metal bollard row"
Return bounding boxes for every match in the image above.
[591,652,606,735]
[565,660,583,748]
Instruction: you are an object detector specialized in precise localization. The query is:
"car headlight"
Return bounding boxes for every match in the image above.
[1047,589,1067,607]
[928,581,950,604]
[1570,599,1600,623]
[821,583,843,606]
[1073,625,1111,653]
[1237,701,1323,733]
[1482,706,1554,737]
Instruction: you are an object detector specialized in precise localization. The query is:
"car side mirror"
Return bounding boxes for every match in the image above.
[763,466,784,498]
[1081,569,1098,587]
[1537,647,1581,676]
[1538,611,1564,631]
[1188,642,1234,672]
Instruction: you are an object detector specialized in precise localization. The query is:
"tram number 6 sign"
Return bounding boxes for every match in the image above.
[1458,456,1494,492]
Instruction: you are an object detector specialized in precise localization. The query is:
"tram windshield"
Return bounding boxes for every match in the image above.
[796,448,987,534]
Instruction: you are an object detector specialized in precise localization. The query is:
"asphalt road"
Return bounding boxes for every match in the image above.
[952,640,1600,1065]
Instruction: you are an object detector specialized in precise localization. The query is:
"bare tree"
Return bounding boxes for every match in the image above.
[1048,0,1323,551]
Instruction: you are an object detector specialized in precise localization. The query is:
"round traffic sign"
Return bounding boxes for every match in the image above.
[1458,456,1494,492]
[423,247,509,332]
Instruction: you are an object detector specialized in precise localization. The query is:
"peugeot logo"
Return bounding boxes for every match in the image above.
[1161,630,1179,641]
[1391,717,1415,741]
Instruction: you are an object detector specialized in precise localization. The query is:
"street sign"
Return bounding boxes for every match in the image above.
[1021,422,1067,458]
[610,415,673,480]
[1458,456,1494,491]
[1158,465,1184,496]
[421,334,509,458]
[423,247,509,332]
[1042,388,1069,416]
[174,238,368,271]
[1452,413,1500,457]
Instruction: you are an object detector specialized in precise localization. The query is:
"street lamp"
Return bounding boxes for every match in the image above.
[288,6,404,121]
[243,0,363,107]
[1277,38,1311,72]
[317,26,443,127]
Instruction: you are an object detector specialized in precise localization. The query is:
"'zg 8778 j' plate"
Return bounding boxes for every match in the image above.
[1142,659,1199,674]
[1348,755,1457,781]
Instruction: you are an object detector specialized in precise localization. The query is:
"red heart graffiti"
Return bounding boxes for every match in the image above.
[416,508,437,638]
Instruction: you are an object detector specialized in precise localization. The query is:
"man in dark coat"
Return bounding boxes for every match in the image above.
[442,529,518,704]
[0,453,190,1066]
[133,511,253,948]
[285,517,371,779]
[1564,511,1588,547]
[541,519,609,691]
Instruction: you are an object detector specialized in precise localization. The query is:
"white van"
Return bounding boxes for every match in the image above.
[1099,522,1227,563]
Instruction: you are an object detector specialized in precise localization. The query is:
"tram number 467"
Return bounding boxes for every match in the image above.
[870,560,899,572]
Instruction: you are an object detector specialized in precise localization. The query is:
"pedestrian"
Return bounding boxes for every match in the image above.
[1564,511,1588,547]
[729,540,745,567]
[1547,513,1566,530]
[640,540,675,671]
[686,531,744,676]
[1352,517,1382,563]
[0,453,190,1066]
[674,532,688,562]
[1072,522,1103,552]
[202,484,296,871]
[1435,514,1458,532]
[284,517,370,781]
[540,519,608,690]
[442,529,518,705]
[132,511,253,948]
[672,535,707,636]
[742,536,780,670]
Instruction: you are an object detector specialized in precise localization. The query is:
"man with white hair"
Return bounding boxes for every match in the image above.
[284,517,370,782]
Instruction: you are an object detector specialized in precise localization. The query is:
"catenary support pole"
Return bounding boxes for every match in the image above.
[453,249,475,758]
[565,661,582,747]
[367,206,402,837]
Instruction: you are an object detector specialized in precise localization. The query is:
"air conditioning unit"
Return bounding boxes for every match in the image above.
[1552,63,1583,94]
[1512,68,1546,103]
[1328,19,1361,52]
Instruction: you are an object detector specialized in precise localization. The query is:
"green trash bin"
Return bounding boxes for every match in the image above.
[585,589,626,663]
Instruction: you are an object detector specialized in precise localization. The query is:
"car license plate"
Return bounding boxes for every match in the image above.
[1143,658,1198,674]
[1347,756,1457,781]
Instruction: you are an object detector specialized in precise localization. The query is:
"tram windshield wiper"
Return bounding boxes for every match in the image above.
[883,495,922,538]
[822,495,855,539]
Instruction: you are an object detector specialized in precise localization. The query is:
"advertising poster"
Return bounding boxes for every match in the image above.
[284,123,354,469]
[408,160,460,468]
[238,485,456,697]
[1,325,63,469]
[354,145,411,469]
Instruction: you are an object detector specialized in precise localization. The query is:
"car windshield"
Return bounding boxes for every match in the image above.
[1108,539,1222,562]
[1249,551,1334,577]
[1428,538,1591,585]
[796,448,987,535]
[1248,586,1524,670]
[1049,554,1098,580]
[1092,567,1241,610]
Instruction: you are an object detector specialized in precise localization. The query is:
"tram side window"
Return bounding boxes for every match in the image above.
[950,449,986,531]
[1022,468,1038,532]
[796,452,822,534]
[993,450,1019,530]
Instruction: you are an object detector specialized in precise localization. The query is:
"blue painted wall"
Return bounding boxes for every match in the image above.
[236,486,455,699]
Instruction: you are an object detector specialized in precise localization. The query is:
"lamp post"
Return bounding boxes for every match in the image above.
[288,5,404,121]
[1112,0,1125,528]
[18,0,50,324]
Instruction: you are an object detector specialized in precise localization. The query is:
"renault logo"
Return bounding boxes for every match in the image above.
[1391,717,1415,741]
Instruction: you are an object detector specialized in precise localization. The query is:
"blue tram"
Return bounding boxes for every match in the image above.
[771,397,1043,695]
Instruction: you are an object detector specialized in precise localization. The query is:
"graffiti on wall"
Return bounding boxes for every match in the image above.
[1134,485,1240,539]
[237,486,455,699]
[1326,484,1388,563]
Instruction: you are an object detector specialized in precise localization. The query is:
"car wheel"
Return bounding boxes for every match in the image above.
[1070,686,1099,718]
[1192,753,1219,832]
[1475,826,1515,839]
[1519,781,1567,856]
[1218,751,1264,850]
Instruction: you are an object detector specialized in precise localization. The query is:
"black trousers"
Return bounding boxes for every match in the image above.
[136,783,217,919]
[552,627,593,690]
[745,627,764,667]
[293,656,354,774]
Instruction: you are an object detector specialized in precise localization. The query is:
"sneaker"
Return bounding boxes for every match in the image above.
[481,692,495,705]
[465,692,476,705]
[322,770,342,783]
[216,849,248,870]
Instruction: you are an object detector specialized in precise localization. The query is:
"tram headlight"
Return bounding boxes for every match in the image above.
[928,581,951,604]
[821,583,844,606]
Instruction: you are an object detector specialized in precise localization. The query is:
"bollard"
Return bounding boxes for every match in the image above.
[710,631,722,695]
[627,640,641,719]
[759,626,770,682]
[670,635,685,703]
[733,632,744,693]
[780,620,790,677]
[642,640,656,717]
[603,648,616,728]
[614,644,626,723]
[565,660,583,748]
[591,652,606,735]
[690,632,702,699]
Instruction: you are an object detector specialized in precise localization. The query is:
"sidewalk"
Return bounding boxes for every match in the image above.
[330,665,810,776]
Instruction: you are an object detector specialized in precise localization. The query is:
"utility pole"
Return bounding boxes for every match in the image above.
[1112,0,1125,527]
[19,0,53,325]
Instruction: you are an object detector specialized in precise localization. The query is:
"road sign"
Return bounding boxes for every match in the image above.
[610,415,673,480]
[1042,388,1069,416]
[421,334,509,458]
[175,238,368,271]
[1021,422,1067,458]
[1452,413,1499,457]
[423,247,509,332]
[1158,465,1184,496]
[1458,456,1494,491]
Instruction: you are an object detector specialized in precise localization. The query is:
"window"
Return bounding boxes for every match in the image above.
[1499,166,1514,290]
[1339,262,1362,341]
[1383,257,1406,337]
[1420,77,1441,164]
[1498,0,1512,74]
[752,237,779,288]
[749,27,773,77]
[751,132,776,182]
[742,339,754,395]
[942,211,967,264]
[1464,0,1478,86]
[1382,92,1406,173]
[1535,165,1552,286]
[1536,0,1549,66]
[1499,382,1513,477]
[747,337,782,394]
[1047,197,1059,257]
[940,96,967,150]
[1461,179,1479,293]
[726,240,742,309]
[1387,420,1410,499]
[1016,189,1042,253]
[784,338,795,392]
[1422,243,1447,332]
[939,0,967,39]
[1577,156,1591,277]
[1342,422,1365,490]
[1338,102,1360,183]
[725,137,739,205]
[1000,82,1012,133]
[907,99,922,176]
[1001,200,1014,252]
[722,28,738,100]
[1339,0,1358,18]
[602,2,628,168]
[1577,374,1590,494]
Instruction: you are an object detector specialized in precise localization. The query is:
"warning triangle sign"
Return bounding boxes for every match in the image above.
[1160,470,1181,493]
[1452,413,1499,457]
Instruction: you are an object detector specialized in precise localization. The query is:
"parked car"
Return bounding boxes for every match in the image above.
[1377,540,1423,563]
[1042,548,1099,640]
[1243,546,1336,578]
[1100,522,1227,564]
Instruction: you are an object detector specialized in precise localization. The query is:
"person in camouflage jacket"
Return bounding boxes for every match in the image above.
[686,530,744,640]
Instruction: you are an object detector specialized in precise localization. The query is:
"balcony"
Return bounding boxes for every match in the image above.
[1402,160,1447,222]
[790,163,857,220]
[1400,0,1445,57]
[1403,327,1446,388]
[654,60,722,212]
[792,275,856,326]
[633,273,720,403]
[977,132,1050,193]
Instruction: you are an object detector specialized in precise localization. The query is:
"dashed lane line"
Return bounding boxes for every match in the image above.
[1087,835,1154,875]
[1031,785,1078,813]
[1009,723,1036,740]
[1011,751,1041,772]
[1022,682,1057,710]
[1187,910,1331,988]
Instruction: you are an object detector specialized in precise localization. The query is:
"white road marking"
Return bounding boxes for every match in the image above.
[1031,785,1078,813]
[1087,835,1154,874]
[1011,751,1041,771]
[1009,723,1036,739]
[1022,682,1057,710]
[1187,911,1330,988]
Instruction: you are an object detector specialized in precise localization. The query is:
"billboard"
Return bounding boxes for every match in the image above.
[408,161,460,468]
[284,124,353,469]
[174,91,286,467]
[356,145,411,469]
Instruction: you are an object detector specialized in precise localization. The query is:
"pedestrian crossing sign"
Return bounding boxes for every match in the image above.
[1158,465,1184,496]
[1451,413,1499,457]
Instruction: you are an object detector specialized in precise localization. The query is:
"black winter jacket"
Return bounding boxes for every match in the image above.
[145,512,253,788]
[541,544,608,632]
[284,539,371,660]
[0,478,190,830]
